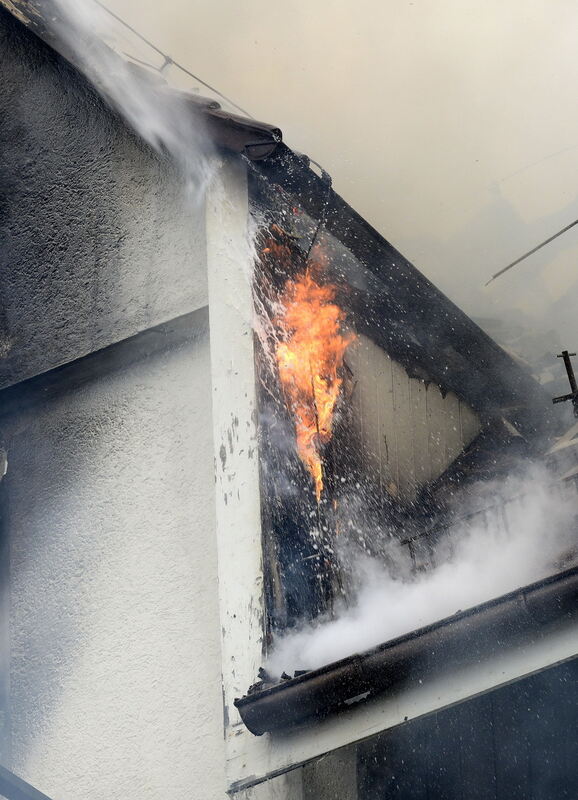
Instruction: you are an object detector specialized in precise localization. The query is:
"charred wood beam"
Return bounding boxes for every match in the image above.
[250,146,557,439]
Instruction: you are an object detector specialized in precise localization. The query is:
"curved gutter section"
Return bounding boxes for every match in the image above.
[234,566,578,735]
[203,109,282,161]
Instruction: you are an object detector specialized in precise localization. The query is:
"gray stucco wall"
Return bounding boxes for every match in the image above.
[1,9,356,799]
[0,7,207,390]
[1,310,225,800]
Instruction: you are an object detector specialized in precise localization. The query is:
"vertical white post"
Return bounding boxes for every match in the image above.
[206,155,266,786]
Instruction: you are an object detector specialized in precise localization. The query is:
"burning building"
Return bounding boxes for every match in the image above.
[0,2,576,799]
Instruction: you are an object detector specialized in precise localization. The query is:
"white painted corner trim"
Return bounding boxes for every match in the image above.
[206,155,267,791]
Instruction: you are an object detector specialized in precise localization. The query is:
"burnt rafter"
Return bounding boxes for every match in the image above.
[250,162,559,638]
[251,145,556,438]
[255,223,347,631]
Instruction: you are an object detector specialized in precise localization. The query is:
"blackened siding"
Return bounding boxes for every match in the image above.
[358,658,578,800]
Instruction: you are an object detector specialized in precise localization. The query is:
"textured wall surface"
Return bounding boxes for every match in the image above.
[0,7,207,390]
[1,311,228,800]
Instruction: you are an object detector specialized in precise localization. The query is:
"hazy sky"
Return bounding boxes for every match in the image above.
[109,0,578,346]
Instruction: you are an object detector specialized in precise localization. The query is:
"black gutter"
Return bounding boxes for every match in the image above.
[203,108,281,161]
[234,565,578,735]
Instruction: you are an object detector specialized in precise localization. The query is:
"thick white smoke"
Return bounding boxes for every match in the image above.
[267,465,577,676]
[49,0,214,194]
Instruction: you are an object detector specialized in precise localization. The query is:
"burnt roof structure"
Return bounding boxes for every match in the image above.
[249,146,559,441]
[2,0,575,759]
[0,0,563,441]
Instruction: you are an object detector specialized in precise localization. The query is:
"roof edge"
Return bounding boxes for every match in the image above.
[250,145,558,436]
[0,0,282,161]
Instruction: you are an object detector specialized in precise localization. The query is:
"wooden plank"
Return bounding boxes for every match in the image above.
[345,336,481,501]
[345,338,363,460]
[349,335,399,502]
[426,383,447,481]
[360,337,382,481]
[347,338,367,474]
[372,341,385,498]
[443,392,463,467]
[392,362,414,502]
[459,400,482,448]
[409,377,431,487]
[374,342,396,502]
[375,343,397,501]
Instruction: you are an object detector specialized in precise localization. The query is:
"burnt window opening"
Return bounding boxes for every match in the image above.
[248,164,553,642]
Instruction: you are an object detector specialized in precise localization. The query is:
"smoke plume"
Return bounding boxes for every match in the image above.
[267,464,577,676]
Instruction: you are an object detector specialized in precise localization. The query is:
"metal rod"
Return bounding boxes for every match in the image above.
[559,350,578,393]
[485,218,578,286]
[552,350,578,416]
[553,392,576,404]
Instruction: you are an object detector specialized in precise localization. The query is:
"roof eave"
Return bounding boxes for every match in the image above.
[0,0,283,162]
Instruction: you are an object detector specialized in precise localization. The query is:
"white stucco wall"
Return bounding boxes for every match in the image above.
[2,310,226,800]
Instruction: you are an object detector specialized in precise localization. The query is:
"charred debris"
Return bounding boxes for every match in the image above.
[250,149,559,612]
[242,145,576,734]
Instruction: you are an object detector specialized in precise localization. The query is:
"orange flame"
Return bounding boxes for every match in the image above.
[274,268,355,501]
